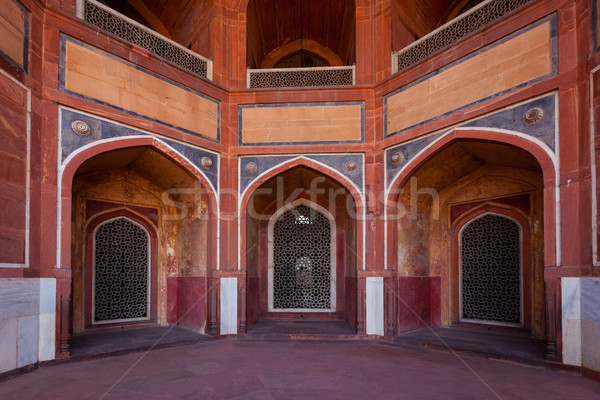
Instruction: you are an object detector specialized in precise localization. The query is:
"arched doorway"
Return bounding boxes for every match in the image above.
[457,212,525,327]
[386,137,550,339]
[244,165,358,331]
[269,201,336,312]
[63,142,217,338]
[85,212,158,326]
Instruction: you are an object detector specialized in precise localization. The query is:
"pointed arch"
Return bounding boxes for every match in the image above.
[241,156,364,206]
[239,156,366,271]
[58,136,219,270]
[260,39,344,68]
[84,210,158,327]
[450,204,532,329]
[384,128,558,270]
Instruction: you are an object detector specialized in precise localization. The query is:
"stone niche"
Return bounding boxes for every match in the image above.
[70,146,209,334]
[396,140,545,337]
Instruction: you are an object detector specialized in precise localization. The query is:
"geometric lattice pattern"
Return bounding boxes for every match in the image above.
[273,205,331,309]
[85,0,210,79]
[461,214,521,324]
[249,67,354,89]
[94,218,149,322]
[393,0,535,73]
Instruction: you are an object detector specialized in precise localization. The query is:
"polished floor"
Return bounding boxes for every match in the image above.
[69,325,212,359]
[394,325,547,366]
[1,337,598,399]
[246,320,356,338]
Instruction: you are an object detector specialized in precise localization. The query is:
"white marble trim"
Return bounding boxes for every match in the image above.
[220,277,238,334]
[561,277,581,366]
[366,277,384,335]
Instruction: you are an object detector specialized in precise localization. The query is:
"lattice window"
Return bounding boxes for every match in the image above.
[393,0,535,73]
[84,0,210,79]
[248,67,354,89]
[273,205,331,310]
[94,217,150,323]
[461,214,521,325]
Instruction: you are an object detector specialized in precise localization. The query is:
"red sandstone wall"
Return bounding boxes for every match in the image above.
[0,72,28,265]
[0,0,596,373]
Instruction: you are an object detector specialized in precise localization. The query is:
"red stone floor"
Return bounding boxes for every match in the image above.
[1,338,599,399]
[69,325,212,359]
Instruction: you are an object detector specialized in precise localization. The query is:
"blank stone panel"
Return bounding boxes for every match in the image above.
[241,103,362,144]
[63,39,219,141]
[0,0,26,68]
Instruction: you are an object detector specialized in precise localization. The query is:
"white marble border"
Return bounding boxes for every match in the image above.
[366,277,384,335]
[561,277,581,366]
[220,277,238,334]
[38,278,56,361]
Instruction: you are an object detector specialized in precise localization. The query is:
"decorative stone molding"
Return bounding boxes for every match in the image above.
[201,157,213,169]
[71,120,90,136]
[523,107,544,125]
[391,152,404,164]
[345,160,357,171]
[245,162,258,174]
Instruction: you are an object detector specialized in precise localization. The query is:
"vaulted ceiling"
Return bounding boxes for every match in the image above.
[74,146,197,190]
[246,0,356,68]
[408,140,543,194]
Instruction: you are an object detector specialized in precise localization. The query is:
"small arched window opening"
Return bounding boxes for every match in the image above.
[459,212,523,326]
[269,202,336,312]
[92,216,152,325]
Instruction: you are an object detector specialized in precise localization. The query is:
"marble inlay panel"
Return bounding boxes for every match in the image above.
[582,278,600,323]
[366,277,384,336]
[220,278,237,335]
[0,279,40,319]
